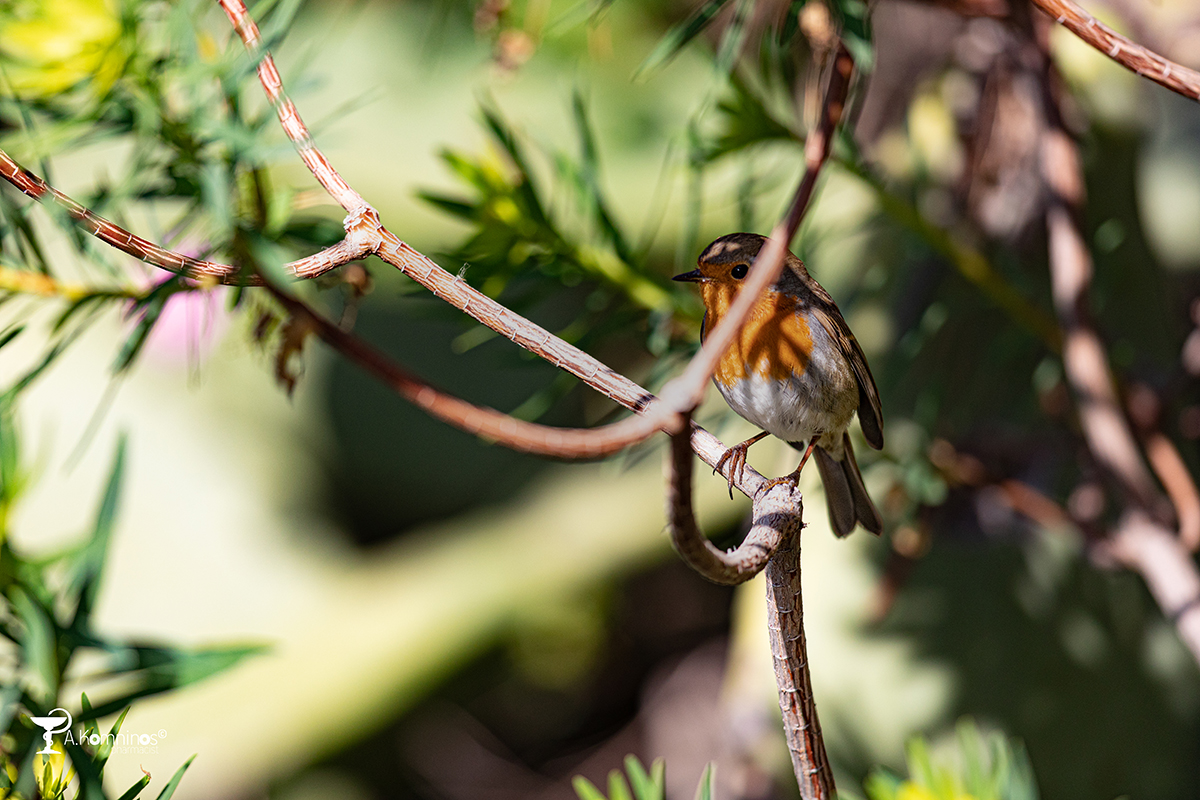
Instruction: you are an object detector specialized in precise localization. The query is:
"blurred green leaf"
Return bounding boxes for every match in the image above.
[637,0,732,77]
[573,775,607,800]
[116,773,151,800]
[607,769,633,800]
[68,436,126,632]
[66,741,108,800]
[693,763,714,800]
[10,584,58,704]
[80,643,265,720]
[624,756,664,800]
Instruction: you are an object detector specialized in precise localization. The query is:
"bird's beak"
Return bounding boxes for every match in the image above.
[672,269,704,283]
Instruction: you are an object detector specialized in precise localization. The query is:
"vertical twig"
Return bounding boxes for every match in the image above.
[766,531,836,799]
[666,418,830,798]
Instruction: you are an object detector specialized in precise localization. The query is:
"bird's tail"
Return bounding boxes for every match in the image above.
[814,432,882,538]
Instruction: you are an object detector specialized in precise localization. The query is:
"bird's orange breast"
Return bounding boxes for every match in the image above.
[701,284,812,388]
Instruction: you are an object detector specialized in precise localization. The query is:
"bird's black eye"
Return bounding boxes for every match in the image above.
[731,264,748,279]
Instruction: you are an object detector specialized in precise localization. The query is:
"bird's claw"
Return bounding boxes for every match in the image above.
[715,443,752,499]
[756,471,801,499]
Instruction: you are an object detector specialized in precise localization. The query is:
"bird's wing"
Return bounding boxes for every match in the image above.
[810,300,884,450]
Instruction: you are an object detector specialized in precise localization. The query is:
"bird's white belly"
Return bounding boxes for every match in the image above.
[713,342,858,444]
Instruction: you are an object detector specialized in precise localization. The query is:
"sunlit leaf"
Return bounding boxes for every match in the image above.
[154,755,195,800]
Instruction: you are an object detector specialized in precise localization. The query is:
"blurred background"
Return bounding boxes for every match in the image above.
[2,0,1200,797]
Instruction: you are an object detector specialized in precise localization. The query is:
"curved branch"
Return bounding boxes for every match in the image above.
[265,279,675,458]
[665,416,799,585]
[1032,0,1200,101]
[666,412,834,798]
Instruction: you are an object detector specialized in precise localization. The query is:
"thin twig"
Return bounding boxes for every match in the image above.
[265,278,671,457]
[766,528,836,800]
[0,147,365,285]
[217,0,368,213]
[1031,0,1200,101]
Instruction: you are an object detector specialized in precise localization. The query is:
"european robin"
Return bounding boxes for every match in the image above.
[673,232,883,537]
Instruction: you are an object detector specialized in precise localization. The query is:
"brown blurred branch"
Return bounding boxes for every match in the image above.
[1037,31,1200,665]
[1031,0,1200,101]
[1126,384,1200,552]
[1143,435,1200,551]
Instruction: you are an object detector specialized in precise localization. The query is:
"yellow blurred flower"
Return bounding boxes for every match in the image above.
[895,783,977,800]
[0,0,126,97]
[896,783,938,800]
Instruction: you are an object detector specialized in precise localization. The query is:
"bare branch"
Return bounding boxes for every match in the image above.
[1037,34,1200,666]
[766,517,837,800]
[1032,0,1200,101]
[217,0,369,213]
[0,147,367,284]
[0,143,770,473]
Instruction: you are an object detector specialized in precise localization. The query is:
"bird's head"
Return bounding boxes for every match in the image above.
[672,232,768,287]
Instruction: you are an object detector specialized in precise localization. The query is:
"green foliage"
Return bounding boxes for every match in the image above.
[572,756,669,800]
[419,99,686,373]
[862,719,1039,800]
[0,0,339,399]
[0,414,260,798]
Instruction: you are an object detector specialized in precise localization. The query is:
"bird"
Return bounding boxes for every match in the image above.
[673,232,883,537]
